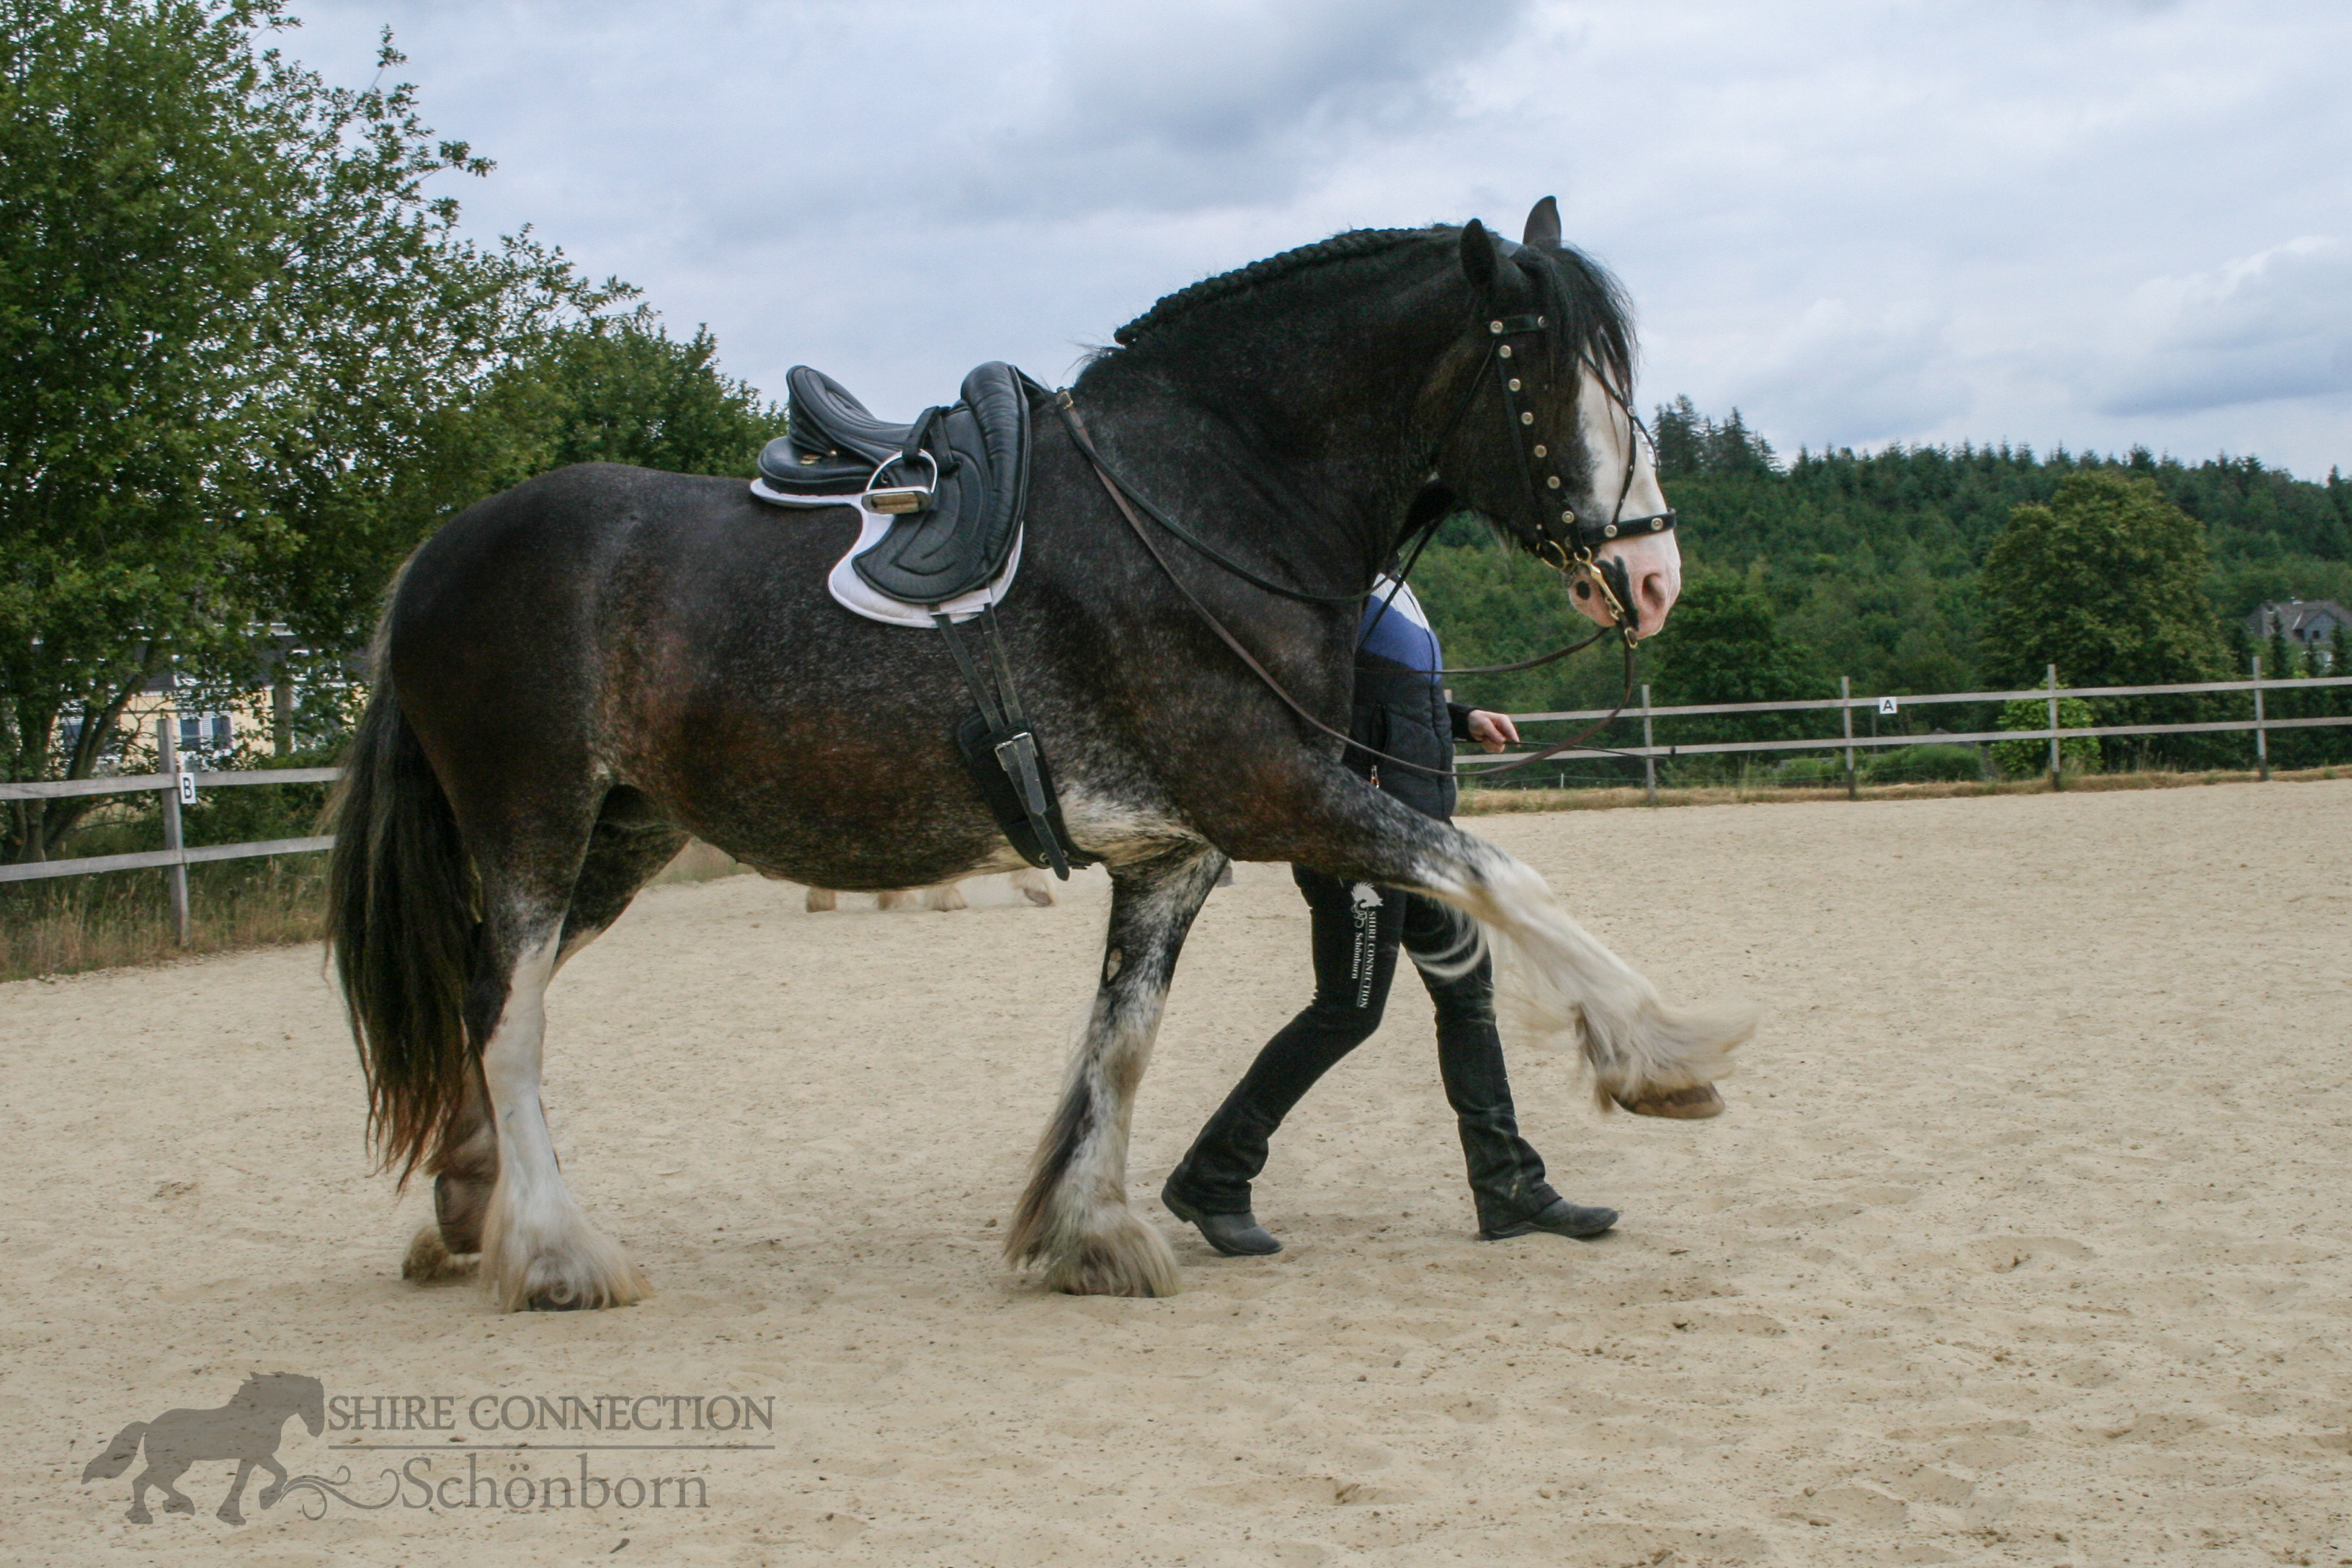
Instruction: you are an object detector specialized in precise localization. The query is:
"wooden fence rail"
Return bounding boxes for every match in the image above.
[6,672,2350,938]
[0,718,339,940]
[1464,668,2352,800]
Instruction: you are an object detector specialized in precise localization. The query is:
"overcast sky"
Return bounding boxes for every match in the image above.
[292,0,2352,478]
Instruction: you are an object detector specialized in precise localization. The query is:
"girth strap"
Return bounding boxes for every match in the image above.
[931,608,1090,878]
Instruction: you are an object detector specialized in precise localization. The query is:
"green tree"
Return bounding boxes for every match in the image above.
[0,1,610,861]
[1992,697,2098,778]
[1642,573,1823,776]
[1977,471,2225,690]
[478,311,788,481]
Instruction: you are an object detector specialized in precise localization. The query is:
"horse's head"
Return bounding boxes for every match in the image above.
[1435,199,1682,641]
[247,1372,327,1437]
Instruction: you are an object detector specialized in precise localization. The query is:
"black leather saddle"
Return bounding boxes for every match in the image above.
[756,367,913,496]
[753,361,1041,607]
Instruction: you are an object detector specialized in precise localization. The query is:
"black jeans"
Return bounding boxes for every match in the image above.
[1167,866,1560,1234]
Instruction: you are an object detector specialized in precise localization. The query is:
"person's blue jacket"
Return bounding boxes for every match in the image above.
[1348,576,1474,821]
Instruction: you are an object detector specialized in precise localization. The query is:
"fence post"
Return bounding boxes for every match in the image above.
[2046,664,2063,793]
[1640,682,1657,805]
[2252,656,2269,781]
[156,713,191,945]
[1840,676,1856,798]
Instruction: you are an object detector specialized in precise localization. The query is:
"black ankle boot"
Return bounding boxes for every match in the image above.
[1161,1178,1282,1256]
[1480,1195,1618,1241]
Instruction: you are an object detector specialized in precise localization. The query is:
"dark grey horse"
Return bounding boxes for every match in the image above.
[329,201,1752,1310]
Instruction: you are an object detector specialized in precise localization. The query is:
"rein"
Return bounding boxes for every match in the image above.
[1059,396,1641,780]
[1054,250,1679,781]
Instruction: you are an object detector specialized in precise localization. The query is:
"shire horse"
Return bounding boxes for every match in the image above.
[329,200,1754,1310]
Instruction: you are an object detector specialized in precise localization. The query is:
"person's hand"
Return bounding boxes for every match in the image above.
[1466,710,1520,754]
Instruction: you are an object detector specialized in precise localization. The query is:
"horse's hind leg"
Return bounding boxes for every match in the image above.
[1011,867,1054,906]
[466,792,677,1311]
[473,914,646,1310]
[404,792,682,1293]
[1007,842,1225,1296]
[135,1461,195,1518]
[404,1062,491,1283]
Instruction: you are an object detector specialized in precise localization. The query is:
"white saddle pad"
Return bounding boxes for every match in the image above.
[750,480,1024,628]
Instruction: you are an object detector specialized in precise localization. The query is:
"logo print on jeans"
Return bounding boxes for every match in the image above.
[1348,882,1382,1005]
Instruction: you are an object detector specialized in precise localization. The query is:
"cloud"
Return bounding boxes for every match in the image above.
[941,0,1536,221]
[1711,300,1971,447]
[2097,238,2352,416]
[280,0,2352,475]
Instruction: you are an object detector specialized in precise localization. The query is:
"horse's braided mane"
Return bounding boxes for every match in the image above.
[1109,222,1636,396]
[1111,228,1437,347]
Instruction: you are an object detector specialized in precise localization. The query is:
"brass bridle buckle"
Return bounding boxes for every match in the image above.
[1536,535,1637,645]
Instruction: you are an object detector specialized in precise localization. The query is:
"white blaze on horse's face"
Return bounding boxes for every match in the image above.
[1569,363,1681,641]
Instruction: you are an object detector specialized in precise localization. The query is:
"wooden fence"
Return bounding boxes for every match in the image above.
[5,667,2350,942]
[0,716,336,940]
[1461,663,2352,800]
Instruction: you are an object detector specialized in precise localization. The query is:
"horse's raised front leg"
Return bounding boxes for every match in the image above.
[1007,842,1226,1296]
[252,1452,290,1511]
[1251,771,1754,1115]
[1411,818,1753,1113]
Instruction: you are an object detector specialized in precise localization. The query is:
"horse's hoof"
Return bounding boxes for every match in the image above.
[1022,887,1054,907]
[527,1293,595,1311]
[1612,1082,1724,1119]
[164,1497,195,1515]
[217,1506,245,1524]
[125,1507,152,1525]
[403,1224,477,1284]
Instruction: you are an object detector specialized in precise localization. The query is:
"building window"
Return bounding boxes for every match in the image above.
[178,712,235,757]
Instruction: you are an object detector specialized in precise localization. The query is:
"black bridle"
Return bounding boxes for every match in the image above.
[1057,277,1676,780]
[1423,283,1678,648]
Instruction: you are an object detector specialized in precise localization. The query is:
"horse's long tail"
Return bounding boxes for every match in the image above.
[326,676,478,1186]
[81,1422,145,1482]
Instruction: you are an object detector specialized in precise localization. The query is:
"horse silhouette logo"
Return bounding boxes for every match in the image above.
[81,1373,324,1523]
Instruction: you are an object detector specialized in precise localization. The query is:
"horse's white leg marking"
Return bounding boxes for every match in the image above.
[1413,834,1754,1105]
[478,930,648,1310]
[805,886,839,912]
[1008,848,1221,1296]
[923,881,969,912]
[1010,866,1054,906]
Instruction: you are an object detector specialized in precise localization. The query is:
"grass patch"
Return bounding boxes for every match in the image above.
[0,853,331,983]
[1,837,747,984]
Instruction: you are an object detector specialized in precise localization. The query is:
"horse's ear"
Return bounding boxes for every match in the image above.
[1460,219,1500,292]
[1523,196,1561,249]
